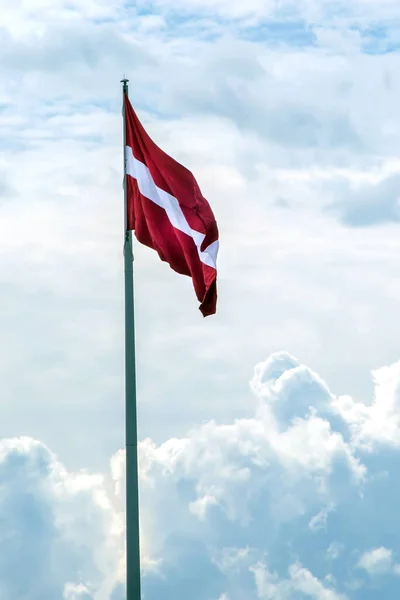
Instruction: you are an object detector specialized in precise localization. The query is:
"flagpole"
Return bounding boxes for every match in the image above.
[121,77,142,600]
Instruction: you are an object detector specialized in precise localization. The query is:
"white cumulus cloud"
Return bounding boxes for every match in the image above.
[0,437,124,600]
[253,561,347,600]
[358,547,400,576]
[334,360,400,449]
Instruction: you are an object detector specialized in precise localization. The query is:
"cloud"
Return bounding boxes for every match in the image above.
[64,583,93,600]
[309,504,335,532]
[358,547,400,576]
[132,353,400,599]
[1,0,125,37]
[333,359,400,449]
[137,353,364,547]
[4,353,400,598]
[0,436,123,600]
[141,0,400,25]
[253,561,348,600]
[214,550,348,600]
[326,174,400,227]
[132,352,368,599]
[327,543,344,561]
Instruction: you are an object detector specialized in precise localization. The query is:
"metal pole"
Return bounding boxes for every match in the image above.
[121,77,141,600]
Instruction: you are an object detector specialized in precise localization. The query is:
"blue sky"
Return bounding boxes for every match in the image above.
[1,0,400,598]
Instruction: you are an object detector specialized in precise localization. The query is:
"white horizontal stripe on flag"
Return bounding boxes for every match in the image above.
[126,146,218,269]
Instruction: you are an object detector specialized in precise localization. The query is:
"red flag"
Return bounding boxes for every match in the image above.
[124,94,219,317]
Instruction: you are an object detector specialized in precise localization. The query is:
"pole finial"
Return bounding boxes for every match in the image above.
[121,76,129,93]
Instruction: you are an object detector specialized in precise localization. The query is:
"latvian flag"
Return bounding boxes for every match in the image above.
[124,94,218,317]
[124,93,219,317]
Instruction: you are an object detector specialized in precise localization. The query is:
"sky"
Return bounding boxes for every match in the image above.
[1,0,400,598]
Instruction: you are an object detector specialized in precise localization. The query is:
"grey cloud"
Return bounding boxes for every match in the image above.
[326,174,400,227]
[0,176,15,199]
[0,24,154,73]
[157,40,362,157]
[0,22,159,109]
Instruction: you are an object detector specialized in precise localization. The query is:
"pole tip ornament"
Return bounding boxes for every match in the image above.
[121,77,129,92]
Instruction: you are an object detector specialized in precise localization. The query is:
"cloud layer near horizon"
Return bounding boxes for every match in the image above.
[3,353,400,599]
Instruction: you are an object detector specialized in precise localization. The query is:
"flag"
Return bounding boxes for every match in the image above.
[124,93,219,317]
